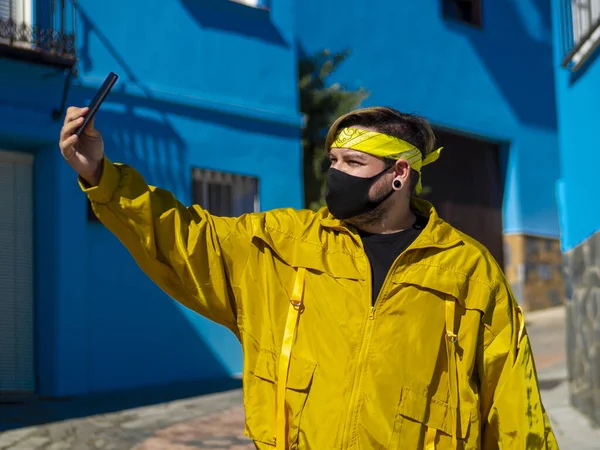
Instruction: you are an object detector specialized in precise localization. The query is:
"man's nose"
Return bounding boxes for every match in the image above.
[330,161,345,171]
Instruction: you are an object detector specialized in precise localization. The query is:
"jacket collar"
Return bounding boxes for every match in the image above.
[319,198,463,250]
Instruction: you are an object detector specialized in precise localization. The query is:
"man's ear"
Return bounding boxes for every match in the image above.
[394,159,411,182]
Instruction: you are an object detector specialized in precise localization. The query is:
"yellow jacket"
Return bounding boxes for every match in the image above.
[82,158,558,450]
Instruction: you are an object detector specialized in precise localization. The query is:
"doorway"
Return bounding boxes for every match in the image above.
[420,129,505,268]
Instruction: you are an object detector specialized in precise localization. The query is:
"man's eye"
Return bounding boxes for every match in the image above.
[348,160,361,166]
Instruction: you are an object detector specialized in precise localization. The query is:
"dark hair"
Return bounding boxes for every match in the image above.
[325,106,436,195]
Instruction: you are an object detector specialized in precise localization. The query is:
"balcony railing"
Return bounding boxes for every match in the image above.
[0,0,77,69]
[559,0,600,70]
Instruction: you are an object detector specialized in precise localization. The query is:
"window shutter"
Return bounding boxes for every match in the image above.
[0,152,35,395]
[0,1,14,20]
[191,168,259,217]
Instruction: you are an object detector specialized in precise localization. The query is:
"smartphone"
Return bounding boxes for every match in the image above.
[75,72,119,137]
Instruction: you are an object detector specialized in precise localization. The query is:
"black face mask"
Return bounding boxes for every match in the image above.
[325,166,394,220]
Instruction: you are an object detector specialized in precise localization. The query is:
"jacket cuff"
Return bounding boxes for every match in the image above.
[79,157,121,204]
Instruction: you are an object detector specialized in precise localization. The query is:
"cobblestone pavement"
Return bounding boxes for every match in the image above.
[1,305,598,449]
[134,407,252,450]
[0,390,247,450]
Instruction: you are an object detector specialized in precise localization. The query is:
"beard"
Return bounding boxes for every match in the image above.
[344,191,395,229]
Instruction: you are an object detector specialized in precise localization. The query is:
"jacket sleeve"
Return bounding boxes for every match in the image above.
[80,157,253,337]
[479,283,559,449]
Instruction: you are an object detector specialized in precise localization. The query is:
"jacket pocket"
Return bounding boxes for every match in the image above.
[391,262,492,314]
[245,348,317,447]
[389,386,473,449]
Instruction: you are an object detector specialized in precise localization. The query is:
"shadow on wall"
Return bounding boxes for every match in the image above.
[97,106,188,194]
[76,2,297,140]
[180,0,289,47]
[443,0,557,130]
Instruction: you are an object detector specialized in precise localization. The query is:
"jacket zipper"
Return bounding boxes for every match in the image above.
[340,236,460,449]
[340,257,377,449]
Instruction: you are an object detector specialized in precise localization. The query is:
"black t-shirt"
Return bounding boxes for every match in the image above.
[359,215,427,304]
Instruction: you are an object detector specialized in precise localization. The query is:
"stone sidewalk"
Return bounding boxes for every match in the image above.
[0,390,249,450]
[1,305,598,449]
[526,306,600,449]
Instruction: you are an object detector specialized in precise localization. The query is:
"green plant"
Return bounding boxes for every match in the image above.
[299,49,369,210]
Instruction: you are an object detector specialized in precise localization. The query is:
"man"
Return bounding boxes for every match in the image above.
[59,106,558,449]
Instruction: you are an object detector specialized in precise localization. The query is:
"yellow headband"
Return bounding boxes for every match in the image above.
[330,127,443,195]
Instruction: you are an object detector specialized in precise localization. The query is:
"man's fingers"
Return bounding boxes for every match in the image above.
[60,116,84,142]
[60,134,78,158]
[64,106,89,125]
[65,106,87,122]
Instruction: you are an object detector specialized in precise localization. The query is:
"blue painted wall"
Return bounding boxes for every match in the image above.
[551,1,600,250]
[296,0,560,238]
[0,0,301,396]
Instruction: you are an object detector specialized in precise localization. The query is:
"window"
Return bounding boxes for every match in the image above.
[560,0,600,69]
[88,169,259,222]
[442,0,482,27]
[572,0,600,43]
[0,0,33,48]
[192,168,259,217]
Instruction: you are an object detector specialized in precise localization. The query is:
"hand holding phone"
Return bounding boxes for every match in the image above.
[59,72,119,186]
[75,72,119,137]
